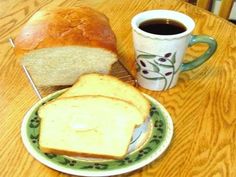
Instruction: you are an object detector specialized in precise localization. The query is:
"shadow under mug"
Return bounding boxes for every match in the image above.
[131,10,217,91]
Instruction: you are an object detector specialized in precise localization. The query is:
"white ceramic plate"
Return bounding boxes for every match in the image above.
[21,89,173,176]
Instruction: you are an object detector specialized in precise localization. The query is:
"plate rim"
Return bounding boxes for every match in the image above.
[21,90,174,176]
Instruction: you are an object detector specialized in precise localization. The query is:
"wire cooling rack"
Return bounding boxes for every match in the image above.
[9,38,136,99]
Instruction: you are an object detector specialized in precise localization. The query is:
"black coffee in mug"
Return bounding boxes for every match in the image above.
[139,18,187,35]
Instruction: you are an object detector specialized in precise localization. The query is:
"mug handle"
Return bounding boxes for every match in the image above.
[181,35,217,72]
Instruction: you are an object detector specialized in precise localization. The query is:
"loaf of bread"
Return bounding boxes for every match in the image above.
[14,7,118,86]
[38,96,142,159]
[60,73,150,122]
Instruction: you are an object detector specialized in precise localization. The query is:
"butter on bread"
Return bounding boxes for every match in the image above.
[38,96,143,159]
[14,7,117,86]
[59,73,151,122]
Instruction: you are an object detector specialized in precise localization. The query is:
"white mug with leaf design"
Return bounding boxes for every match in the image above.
[131,10,217,91]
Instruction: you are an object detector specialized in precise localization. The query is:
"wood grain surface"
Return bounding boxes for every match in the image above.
[0,0,236,177]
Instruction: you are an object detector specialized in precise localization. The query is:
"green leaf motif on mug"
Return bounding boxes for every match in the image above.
[154,60,173,68]
[136,62,141,72]
[137,51,179,90]
[137,54,156,59]
[147,61,160,72]
[141,74,165,80]
[171,52,176,63]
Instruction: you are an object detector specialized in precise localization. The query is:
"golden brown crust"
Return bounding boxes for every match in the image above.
[14,7,117,58]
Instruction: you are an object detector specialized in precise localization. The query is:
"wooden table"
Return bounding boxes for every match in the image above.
[1,0,236,176]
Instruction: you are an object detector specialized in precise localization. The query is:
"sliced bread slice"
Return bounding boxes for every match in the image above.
[59,73,150,121]
[38,96,143,159]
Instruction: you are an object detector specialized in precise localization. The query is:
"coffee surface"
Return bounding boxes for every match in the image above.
[139,19,186,35]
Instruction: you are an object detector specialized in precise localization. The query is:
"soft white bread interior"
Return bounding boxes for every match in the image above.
[60,73,150,121]
[38,96,142,159]
[14,7,117,86]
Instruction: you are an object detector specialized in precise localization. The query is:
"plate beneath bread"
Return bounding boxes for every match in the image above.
[21,89,173,176]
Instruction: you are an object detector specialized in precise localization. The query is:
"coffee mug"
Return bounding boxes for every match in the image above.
[131,10,217,91]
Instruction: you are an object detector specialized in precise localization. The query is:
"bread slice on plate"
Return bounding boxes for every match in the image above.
[14,7,117,86]
[59,73,150,122]
[38,96,143,159]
